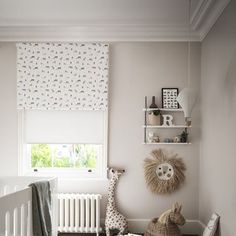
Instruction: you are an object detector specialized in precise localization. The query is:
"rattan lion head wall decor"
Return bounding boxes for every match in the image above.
[144,149,186,194]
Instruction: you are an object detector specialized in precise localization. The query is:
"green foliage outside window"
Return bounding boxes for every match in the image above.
[30,144,98,169]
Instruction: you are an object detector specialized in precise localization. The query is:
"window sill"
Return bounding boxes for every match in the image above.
[21,169,107,180]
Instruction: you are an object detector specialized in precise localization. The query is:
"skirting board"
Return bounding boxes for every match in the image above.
[101,219,206,235]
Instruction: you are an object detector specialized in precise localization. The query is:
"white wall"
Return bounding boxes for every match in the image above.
[200,1,236,235]
[107,42,201,221]
[0,42,201,228]
[0,43,18,175]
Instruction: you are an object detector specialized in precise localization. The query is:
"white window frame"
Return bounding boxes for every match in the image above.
[18,110,108,180]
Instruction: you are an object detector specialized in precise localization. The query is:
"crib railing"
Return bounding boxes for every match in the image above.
[0,185,21,197]
[0,177,58,236]
[0,187,32,236]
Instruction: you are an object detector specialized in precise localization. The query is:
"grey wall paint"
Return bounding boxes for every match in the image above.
[200,1,236,235]
[0,42,201,222]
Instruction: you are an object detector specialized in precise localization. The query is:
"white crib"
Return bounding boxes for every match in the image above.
[0,176,58,236]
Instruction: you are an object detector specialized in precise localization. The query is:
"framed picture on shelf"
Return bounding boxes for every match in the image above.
[162,88,179,109]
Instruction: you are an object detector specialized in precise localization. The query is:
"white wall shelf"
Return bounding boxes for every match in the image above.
[143,96,191,145]
[143,108,183,112]
[143,125,191,129]
[142,142,191,145]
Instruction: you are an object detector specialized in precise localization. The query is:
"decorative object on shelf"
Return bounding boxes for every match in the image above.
[203,213,220,236]
[148,132,160,143]
[162,88,179,109]
[147,113,161,126]
[105,168,128,236]
[149,96,159,110]
[174,135,181,143]
[162,114,174,126]
[164,138,174,143]
[147,96,161,125]
[176,0,197,126]
[180,129,188,143]
[144,202,185,236]
[144,149,186,194]
[176,88,197,126]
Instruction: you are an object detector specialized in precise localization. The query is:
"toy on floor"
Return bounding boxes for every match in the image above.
[145,202,185,236]
[105,167,128,236]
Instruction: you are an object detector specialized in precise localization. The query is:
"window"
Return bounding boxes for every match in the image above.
[18,110,108,179]
[29,144,100,170]
[17,42,109,179]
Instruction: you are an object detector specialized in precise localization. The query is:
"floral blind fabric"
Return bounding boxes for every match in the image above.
[17,43,109,111]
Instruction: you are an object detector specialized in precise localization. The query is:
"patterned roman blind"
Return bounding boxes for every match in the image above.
[17,43,109,111]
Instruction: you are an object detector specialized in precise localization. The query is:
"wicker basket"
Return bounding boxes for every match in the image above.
[144,218,181,236]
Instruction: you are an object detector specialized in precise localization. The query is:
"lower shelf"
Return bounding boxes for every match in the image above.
[142,142,191,145]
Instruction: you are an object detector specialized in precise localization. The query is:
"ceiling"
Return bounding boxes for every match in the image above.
[0,0,231,42]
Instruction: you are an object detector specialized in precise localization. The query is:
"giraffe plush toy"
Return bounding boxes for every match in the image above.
[105,168,128,236]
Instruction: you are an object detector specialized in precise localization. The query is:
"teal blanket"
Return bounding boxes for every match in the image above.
[29,181,52,236]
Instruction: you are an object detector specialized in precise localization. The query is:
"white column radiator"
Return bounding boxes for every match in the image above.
[58,193,102,235]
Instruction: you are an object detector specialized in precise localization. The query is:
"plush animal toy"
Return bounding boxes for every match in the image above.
[145,202,185,236]
[105,168,128,236]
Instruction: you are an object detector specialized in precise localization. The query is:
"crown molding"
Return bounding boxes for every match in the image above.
[191,0,213,30]
[0,24,200,42]
[0,0,231,42]
[191,0,232,41]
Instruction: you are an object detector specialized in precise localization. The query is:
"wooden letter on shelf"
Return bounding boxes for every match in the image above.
[162,114,174,126]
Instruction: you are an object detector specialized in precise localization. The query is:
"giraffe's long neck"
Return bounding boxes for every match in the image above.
[108,176,117,207]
